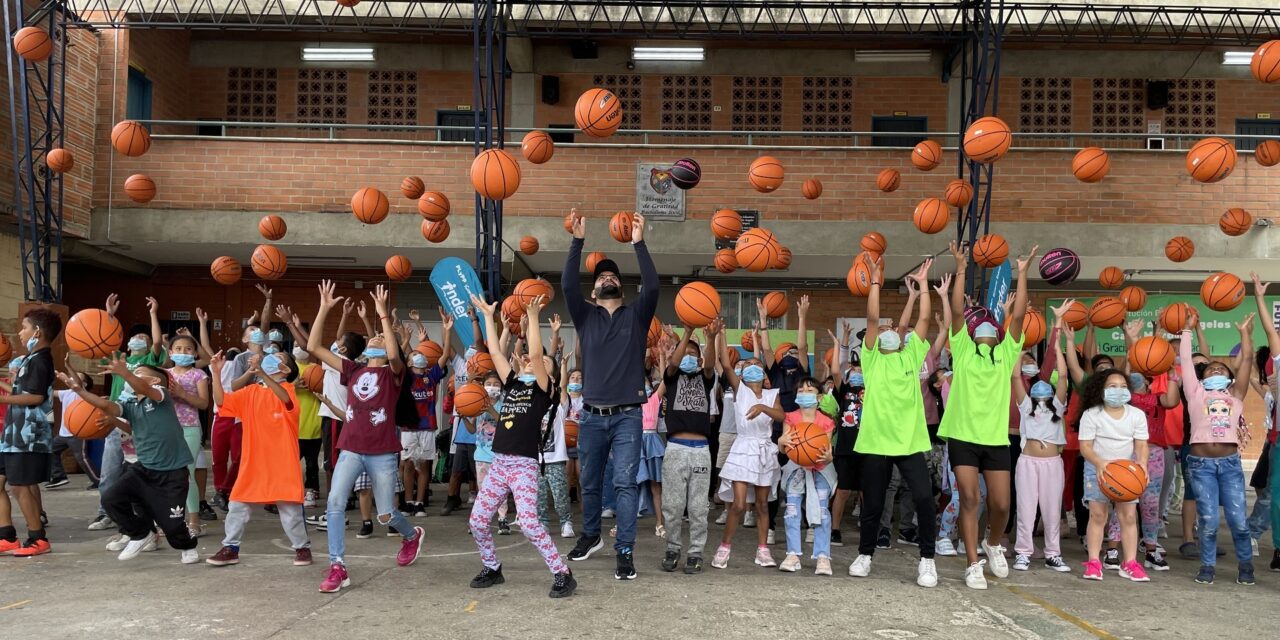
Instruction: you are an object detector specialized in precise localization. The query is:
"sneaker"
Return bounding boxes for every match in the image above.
[779,553,801,572]
[356,520,374,539]
[206,546,240,566]
[815,557,833,576]
[898,528,920,546]
[1120,560,1150,582]
[180,549,200,564]
[550,570,577,598]
[1272,549,1280,571]
[935,538,957,556]
[601,508,616,519]
[1238,562,1256,585]
[1013,554,1031,571]
[319,563,351,593]
[1045,556,1071,572]
[1082,558,1104,581]
[1195,565,1215,584]
[831,530,844,547]
[303,490,318,508]
[766,529,775,545]
[876,528,892,549]
[188,524,204,539]
[470,564,505,588]
[561,521,575,538]
[848,554,873,577]
[413,503,428,518]
[965,561,989,589]
[715,509,728,525]
[45,478,69,489]
[1145,551,1170,571]
[397,526,425,567]
[754,546,776,568]
[440,495,462,516]
[805,529,814,544]
[199,502,218,521]
[917,558,938,588]
[118,533,157,561]
[1178,541,1199,559]
[12,539,51,557]
[294,548,313,566]
[498,518,512,536]
[0,538,21,555]
[957,540,985,556]
[304,513,327,526]
[1251,538,1260,558]
[40,511,49,527]
[567,536,604,562]
[386,527,399,537]
[215,491,231,512]
[662,550,680,572]
[105,534,129,552]
[1103,548,1121,570]
[87,515,113,531]
[743,510,755,528]
[712,544,731,569]
[982,541,1009,578]
[615,548,637,580]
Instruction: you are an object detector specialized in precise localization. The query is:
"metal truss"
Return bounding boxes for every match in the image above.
[956,0,1002,299]
[473,0,506,297]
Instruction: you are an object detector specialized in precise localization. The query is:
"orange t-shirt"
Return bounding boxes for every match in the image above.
[219,382,303,504]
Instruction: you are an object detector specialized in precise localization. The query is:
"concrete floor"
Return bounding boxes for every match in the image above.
[2,484,1276,640]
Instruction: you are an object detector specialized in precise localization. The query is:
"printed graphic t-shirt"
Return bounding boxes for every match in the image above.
[336,359,403,455]
[492,372,554,459]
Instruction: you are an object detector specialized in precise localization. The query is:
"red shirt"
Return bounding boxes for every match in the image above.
[337,360,403,455]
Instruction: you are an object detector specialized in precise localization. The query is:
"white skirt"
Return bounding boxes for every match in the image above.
[717,435,780,503]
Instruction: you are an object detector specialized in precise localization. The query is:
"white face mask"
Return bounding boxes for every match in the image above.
[484,385,502,399]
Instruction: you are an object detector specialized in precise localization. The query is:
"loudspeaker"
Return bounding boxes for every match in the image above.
[541,75,560,105]
[570,40,598,59]
[1146,80,1169,110]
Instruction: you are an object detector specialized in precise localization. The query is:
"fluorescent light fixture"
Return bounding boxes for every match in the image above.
[302,47,374,62]
[1124,268,1217,281]
[855,49,931,63]
[288,256,358,266]
[632,46,704,61]
[1222,51,1253,65]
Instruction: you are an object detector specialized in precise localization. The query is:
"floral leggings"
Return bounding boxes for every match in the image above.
[537,461,571,530]
[1107,446,1164,547]
[470,454,568,574]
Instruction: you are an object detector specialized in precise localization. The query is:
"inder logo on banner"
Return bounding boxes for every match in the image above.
[429,257,487,348]
[984,260,1013,324]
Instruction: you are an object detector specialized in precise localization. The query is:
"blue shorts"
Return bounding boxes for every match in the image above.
[1083,461,1138,505]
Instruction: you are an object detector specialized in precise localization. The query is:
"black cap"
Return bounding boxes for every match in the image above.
[593,258,620,280]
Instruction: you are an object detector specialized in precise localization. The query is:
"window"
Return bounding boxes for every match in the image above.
[732,76,783,131]
[126,67,152,123]
[367,70,418,127]
[661,75,713,130]
[591,74,642,130]
[1018,77,1072,132]
[296,68,348,123]
[225,67,277,122]
[801,76,854,132]
[1090,78,1144,133]
[1163,79,1217,134]
[719,289,786,330]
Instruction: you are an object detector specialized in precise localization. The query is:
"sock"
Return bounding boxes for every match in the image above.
[27,528,47,542]
[228,544,240,552]
[0,525,16,542]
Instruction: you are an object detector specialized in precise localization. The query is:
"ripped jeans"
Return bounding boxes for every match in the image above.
[782,466,832,559]
[1187,453,1253,567]
[326,450,417,564]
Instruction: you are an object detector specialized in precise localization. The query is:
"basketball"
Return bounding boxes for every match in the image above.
[1251,39,1280,83]
[574,88,623,137]
[1099,460,1148,503]
[0,335,11,364]
[963,116,1012,163]
[65,399,111,439]
[454,382,489,417]
[1256,140,1280,166]
[1062,300,1088,330]
[646,316,662,347]
[124,174,156,203]
[415,340,443,367]
[564,419,579,448]
[748,156,785,193]
[14,26,52,62]
[783,421,830,468]
[1165,236,1194,262]
[1088,297,1127,329]
[1038,248,1080,286]
[422,219,450,243]
[45,148,73,173]
[972,234,1009,268]
[1159,302,1194,334]
[609,211,635,243]
[1219,207,1252,236]
[563,212,576,233]
[585,251,606,273]
[417,191,450,221]
[912,198,949,234]
[674,281,721,328]
[351,187,389,224]
[911,140,942,171]
[944,179,974,208]
[740,331,755,352]
[521,130,555,164]
[251,244,287,280]
[210,256,242,285]
[670,158,701,189]
[335,0,359,6]
[1185,137,1237,183]
[776,246,793,270]
[876,168,901,192]
[110,120,150,157]
[846,254,874,297]
[471,148,522,200]
[711,209,743,240]
[501,295,525,322]
[714,248,738,273]
[1099,266,1124,289]
[763,291,788,319]
[467,351,495,377]
[1201,272,1245,311]
[258,215,287,241]
[301,364,325,392]
[519,236,539,255]
[400,176,425,199]
[1129,336,1176,376]
[860,232,887,257]
[1005,308,1046,345]
[64,309,123,359]
[801,178,823,200]
[385,255,412,282]
[514,278,554,306]
[963,305,994,334]
[735,228,776,273]
[1071,147,1111,183]
[1119,285,1147,312]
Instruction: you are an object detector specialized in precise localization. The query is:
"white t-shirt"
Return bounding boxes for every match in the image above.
[1017,396,1067,448]
[542,396,573,464]
[213,361,240,420]
[1078,404,1149,462]
[720,383,737,435]
[318,360,348,421]
[56,389,77,438]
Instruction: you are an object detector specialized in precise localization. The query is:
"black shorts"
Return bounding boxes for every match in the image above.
[833,454,861,491]
[947,439,1011,472]
[0,452,54,486]
[451,443,476,481]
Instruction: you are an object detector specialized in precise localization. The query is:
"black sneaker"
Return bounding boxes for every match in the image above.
[615,548,637,580]
[683,555,703,574]
[357,520,374,539]
[1103,548,1121,570]
[1271,549,1280,572]
[440,496,462,516]
[550,570,577,598]
[498,517,512,535]
[470,564,505,588]
[1195,565,1215,584]
[897,528,920,546]
[661,550,680,572]
[876,528,892,549]
[1238,562,1256,585]
[215,491,231,512]
[199,501,218,521]
[1145,551,1170,571]
[567,535,604,562]
[264,504,279,515]
[44,478,69,490]
[830,530,844,547]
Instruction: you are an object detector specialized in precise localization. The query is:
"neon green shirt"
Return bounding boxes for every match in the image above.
[937,327,1024,446]
[294,362,324,440]
[855,332,931,456]
[109,349,169,402]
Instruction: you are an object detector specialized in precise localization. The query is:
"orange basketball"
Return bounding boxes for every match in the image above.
[501,295,525,322]
[1219,208,1252,236]
[1062,300,1089,330]
[1099,460,1148,503]
[801,178,823,200]
[65,399,112,439]
[714,248,738,273]
[944,179,974,208]
[251,244,288,280]
[1089,297,1126,329]
[521,130,555,164]
[1099,266,1125,289]
[64,309,124,359]
[846,253,874,297]
[860,232,887,256]
[1129,336,1175,376]
[585,251,607,274]
[646,316,662,348]
[1201,272,1245,311]
[739,331,755,353]
[972,234,1008,268]
[1159,302,1194,335]
[514,278,554,306]
[735,228,776,273]
[301,364,325,392]
[711,209,743,240]
[400,176,425,199]
[1005,308,1046,345]
[1255,140,1280,167]
[0,335,10,364]
[124,174,156,203]
[911,140,942,171]
[776,246,793,270]
[574,88,623,137]
[563,419,580,448]
[210,256,242,285]
[912,198,949,234]
[674,281,721,328]
[1165,236,1194,262]
[385,255,412,282]
[352,187,389,224]
[748,156,785,193]
[763,291,788,319]
[415,340,443,367]
[258,214,287,241]
[963,116,1012,163]
[13,26,52,62]
[1251,39,1280,83]
[467,352,495,377]
[421,219,450,243]
[1186,137,1237,183]
[783,421,830,468]
[471,148,522,200]
[417,191,450,221]
[609,211,635,243]
[110,120,151,157]
[45,148,73,173]
[1071,147,1111,183]
[335,0,359,6]
[563,212,576,233]
[454,382,489,417]
[876,168,901,192]
[519,236,539,255]
[1119,285,1147,312]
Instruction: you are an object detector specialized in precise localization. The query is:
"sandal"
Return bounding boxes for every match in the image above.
[655,524,666,538]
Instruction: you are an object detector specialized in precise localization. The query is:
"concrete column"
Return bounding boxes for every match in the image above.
[510,73,537,130]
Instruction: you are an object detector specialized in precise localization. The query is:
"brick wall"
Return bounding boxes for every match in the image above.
[128,31,190,121]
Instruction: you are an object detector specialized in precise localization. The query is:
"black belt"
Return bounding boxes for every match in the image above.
[583,403,642,416]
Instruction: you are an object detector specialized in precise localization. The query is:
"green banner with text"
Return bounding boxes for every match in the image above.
[1047,294,1280,358]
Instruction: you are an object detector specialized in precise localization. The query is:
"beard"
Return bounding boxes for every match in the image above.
[595,284,622,300]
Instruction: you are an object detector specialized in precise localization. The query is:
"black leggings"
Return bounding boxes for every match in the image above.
[859,453,936,558]
[299,438,322,492]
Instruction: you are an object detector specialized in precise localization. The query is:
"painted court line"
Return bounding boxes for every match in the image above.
[1001,584,1120,640]
[0,600,33,611]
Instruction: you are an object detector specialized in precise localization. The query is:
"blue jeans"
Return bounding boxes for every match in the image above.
[97,429,124,517]
[1247,487,1271,540]
[1187,453,1252,567]
[578,407,642,551]
[326,450,416,564]
[783,468,832,559]
[602,454,617,512]
[1272,442,1280,550]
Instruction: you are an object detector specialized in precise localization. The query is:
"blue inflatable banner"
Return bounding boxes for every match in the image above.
[985,259,1013,324]
[429,257,488,348]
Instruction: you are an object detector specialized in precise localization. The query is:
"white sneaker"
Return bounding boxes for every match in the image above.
[1013,554,1031,571]
[956,539,986,556]
[766,529,776,545]
[715,509,728,525]
[743,510,756,528]
[601,508,615,519]
[805,529,814,543]
[467,495,475,505]
[88,515,114,531]
[965,561,989,589]
[982,540,1009,577]
[105,533,128,552]
[779,553,801,572]
[180,549,199,564]
[561,521,575,539]
[935,538,957,556]
[303,489,318,508]
[118,533,157,561]
[917,558,938,587]
[848,554,873,577]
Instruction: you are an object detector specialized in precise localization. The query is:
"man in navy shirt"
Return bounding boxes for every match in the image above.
[560,208,658,580]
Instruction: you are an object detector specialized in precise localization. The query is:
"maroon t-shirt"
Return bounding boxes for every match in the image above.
[336,359,403,455]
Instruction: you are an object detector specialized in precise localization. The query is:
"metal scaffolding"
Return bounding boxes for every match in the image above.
[473,0,506,296]
[957,0,1004,297]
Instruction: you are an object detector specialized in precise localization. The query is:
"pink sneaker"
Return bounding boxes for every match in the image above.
[1082,558,1103,581]
[711,544,731,569]
[319,563,350,593]
[397,526,425,567]
[1119,560,1150,582]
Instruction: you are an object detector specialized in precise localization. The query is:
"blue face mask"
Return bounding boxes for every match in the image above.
[8,357,25,373]
[465,347,478,360]
[1202,375,1231,391]
[26,335,38,352]
[1103,387,1130,407]
[518,373,536,385]
[261,354,282,376]
[1029,380,1053,399]
[679,355,700,373]
[248,329,265,345]
[742,364,765,383]
[364,348,387,359]
[171,353,196,367]
[268,330,285,343]
[795,392,818,408]
[878,331,901,352]
[567,382,583,393]
[329,342,341,354]
[410,354,428,369]
[780,355,800,369]
[264,345,280,355]
[127,337,147,352]
[117,386,136,402]
[848,372,864,387]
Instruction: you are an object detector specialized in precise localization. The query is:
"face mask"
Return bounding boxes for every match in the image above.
[733,367,743,377]
[118,386,136,402]
[485,385,503,398]
[795,392,818,408]
[26,335,39,352]
[171,353,196,367]
[518,373,537,385]
[1021,365,1040,377]
[1030,380,1053,399]
[878,331,902,352]
[261,354,282,376]
[1128,373,1146,391]
[645,383,654,396]
[127,337,147,352]
[9,357,25,373]
[330,342,341,354]
[1202,375,1231,391]
[679,355,700,373]
[268,330,284,343]
[567,382,583,393]
[293,347,309,361]
[974,323,999,340]
[410,354,428,369]
[848,372,864,387]
[364,348,387,359]
[264,345,280,355]
[742,364,765,383]
[248,329,264,345]
[465,347,478,360]
[1103,387,1130,407]
[780,355,799,369]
